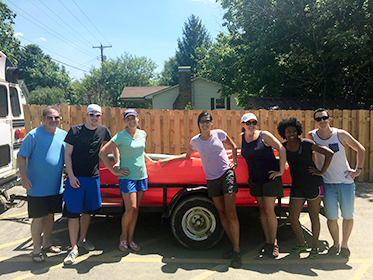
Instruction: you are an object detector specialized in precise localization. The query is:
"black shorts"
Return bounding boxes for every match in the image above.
[249,177,283,198]
[206,169,238,198]
[27,194,63,219]
[290,185,323,200]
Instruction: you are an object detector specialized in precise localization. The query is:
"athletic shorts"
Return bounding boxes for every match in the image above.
[249,177,283,198]
[119,178,148,194]
[27,194,63,219]
[206,169,238,198]
[63,176,101,218]
[291,185,324,200]
[323,182,355,220]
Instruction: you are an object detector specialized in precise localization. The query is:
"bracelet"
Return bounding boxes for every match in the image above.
[356,167,362,170]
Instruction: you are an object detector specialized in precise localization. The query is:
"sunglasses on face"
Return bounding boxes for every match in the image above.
[315,116,329,122]
[244,120,258,126]
[89,113,101,117]
[199,119,212,124]
[45,116,61,120]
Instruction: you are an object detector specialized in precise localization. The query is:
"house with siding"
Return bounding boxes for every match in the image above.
[120,66,244,110]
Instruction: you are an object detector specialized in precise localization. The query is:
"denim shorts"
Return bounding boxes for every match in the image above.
[323,182,355,220]
[119,178,148,194]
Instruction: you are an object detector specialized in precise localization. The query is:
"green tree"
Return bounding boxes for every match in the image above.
[74,53,157,107]
[0,2,20,63]
[160,14,212,85]
[17,44,71,91]
[27,86,66,105]
[214,0,373,107]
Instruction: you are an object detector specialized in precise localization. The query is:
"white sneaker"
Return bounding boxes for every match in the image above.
[64,251,78,265]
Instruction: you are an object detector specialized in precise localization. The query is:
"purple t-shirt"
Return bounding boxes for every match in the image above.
[190,129,231,180]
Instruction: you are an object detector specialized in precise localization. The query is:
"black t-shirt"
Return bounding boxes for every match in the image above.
[64,123,112,177]
[283,138,323,188]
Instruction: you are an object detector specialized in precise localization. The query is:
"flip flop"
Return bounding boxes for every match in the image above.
[31,252,45,263]
[42,245,61,253]
[129,241,140,252]
[119,240,128,252]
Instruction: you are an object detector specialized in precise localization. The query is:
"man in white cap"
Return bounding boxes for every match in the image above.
[63,104,118,265]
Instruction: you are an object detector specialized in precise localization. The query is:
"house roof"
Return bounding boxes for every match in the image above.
[120,86,169,99]
[246,97,370,110]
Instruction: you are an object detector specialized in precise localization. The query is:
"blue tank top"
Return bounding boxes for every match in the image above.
[241,131,280,184]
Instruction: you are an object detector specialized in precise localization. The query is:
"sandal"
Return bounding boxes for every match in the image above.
[129,241,140,252]
[119,240,128,252]
[31,252,45,263]
[42,245,61,253]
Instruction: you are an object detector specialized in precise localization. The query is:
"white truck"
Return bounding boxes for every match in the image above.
[0,51,26,211]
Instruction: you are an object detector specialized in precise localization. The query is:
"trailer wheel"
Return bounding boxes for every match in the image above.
[171,195,224,250]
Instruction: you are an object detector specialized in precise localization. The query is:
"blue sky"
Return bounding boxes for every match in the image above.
[4,0,227,81]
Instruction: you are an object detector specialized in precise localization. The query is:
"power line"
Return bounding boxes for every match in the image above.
[8,0,95,57]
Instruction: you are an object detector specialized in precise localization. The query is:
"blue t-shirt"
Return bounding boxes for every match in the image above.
[18,126,67,197]
[111,129,147,180]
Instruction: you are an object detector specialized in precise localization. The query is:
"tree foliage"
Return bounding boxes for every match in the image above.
[161,14,212,85]
[0,1,20,63]
[27,86,66,105]
[208,0,373,107]
[17,44,71,91]
[73,53,158,107]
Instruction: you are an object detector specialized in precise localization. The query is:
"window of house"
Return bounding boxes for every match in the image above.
[216,99,225,109]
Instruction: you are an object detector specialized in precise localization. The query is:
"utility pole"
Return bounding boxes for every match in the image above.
[93,44,112,62]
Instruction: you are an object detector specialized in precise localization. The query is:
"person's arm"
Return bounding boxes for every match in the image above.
[64,143,80,188]
[223,134,238,169]
[307,131,314,140]
[144,152,155,163]
[158,145,196,167]
[17,154,32,190]
[339,130,366,179]
[262,131,286,179]
[99,140,129,177]
[309,143,334,176]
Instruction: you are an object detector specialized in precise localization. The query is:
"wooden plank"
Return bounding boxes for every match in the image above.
[153,110,161,153]
[22,104,31,133]
[163,110,171,154]
[370,110,373,181]
[61,105,70,132]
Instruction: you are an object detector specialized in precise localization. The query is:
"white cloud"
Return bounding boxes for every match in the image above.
[14,32,23,37]
[39,37,47,41]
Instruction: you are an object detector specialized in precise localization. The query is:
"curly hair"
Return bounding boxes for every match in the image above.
[277,117,303,139]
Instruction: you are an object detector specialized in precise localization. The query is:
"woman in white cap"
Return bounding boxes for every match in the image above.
[99,109,154,252]
[240,112,286,258]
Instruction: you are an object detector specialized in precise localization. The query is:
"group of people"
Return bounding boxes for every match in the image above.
[18,105,365,269]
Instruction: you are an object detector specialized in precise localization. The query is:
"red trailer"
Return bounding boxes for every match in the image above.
[99,151,292,250]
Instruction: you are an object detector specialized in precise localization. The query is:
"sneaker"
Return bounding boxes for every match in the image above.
[64,251,78,265]
[290,242,308,254]
[259,242,271,255]
[339,247,351,258]
[269,244,279,258]
[222,247,233,259]
[327,246,339,255]
[308,248,319,259]
[78,240,95,251]
[231,251,242,268]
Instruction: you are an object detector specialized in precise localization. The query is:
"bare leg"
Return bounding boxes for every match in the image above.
[68,218,80,252]
[79,214,91,242]
[341,218,353,248]
[307,197,322,248]
[327,219,340,248]
[256,196,278,245]
[121,192,141,242]
[289,198,306,245]
[31,217,44,254]
[42,214,55,248]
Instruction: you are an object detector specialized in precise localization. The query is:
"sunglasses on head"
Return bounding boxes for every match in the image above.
[89,113,101,117]
[315,116,329,122]
[45,116,61,120]
[199,119,212,124]
[244,120,258,126]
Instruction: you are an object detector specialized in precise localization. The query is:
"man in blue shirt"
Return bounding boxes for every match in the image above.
[18,106,67,262]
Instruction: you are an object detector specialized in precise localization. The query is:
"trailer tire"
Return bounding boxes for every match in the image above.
[171,195,224,250]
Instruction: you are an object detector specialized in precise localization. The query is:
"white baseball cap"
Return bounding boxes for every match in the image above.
[241,113,257,123]
[87,104,102,114]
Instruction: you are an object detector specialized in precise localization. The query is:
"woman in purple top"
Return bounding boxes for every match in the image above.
[158,112,241,268]
[240,113,286,258]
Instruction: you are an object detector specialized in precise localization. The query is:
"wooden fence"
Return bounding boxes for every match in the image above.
[23,105,372,182]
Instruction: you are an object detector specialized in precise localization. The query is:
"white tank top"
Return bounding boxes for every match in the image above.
[310,128,353,184]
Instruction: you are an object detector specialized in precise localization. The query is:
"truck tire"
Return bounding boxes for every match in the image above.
[171,195,224,250]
